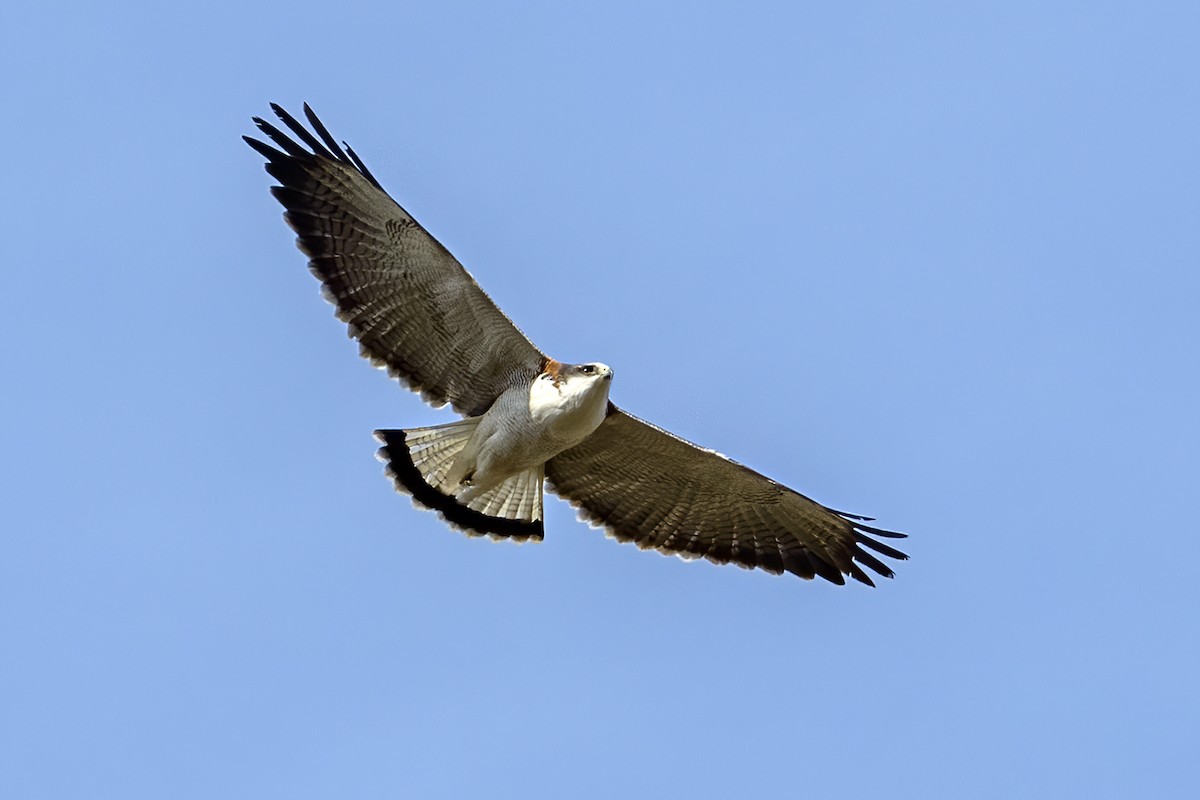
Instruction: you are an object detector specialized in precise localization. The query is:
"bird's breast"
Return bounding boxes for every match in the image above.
[528,377,609,446]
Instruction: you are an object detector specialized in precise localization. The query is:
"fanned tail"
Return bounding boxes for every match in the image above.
[375,425,544,541]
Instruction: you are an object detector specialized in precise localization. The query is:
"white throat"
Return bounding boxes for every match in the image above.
[528,367,612,443]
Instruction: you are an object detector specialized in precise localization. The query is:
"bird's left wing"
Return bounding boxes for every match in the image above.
[245,104,546,416]
[545,408,907,585]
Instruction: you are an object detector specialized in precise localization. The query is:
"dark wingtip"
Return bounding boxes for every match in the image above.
[829,507,876,522]
[301,102,351,162]
[823,506,909,582]
[248,103,382,190]
[242,135,284,161]
[251,116,310,157]
[848,562,878,587]
[374,429,544,541]
[854,530,909,563]
[808,552,847,585]
[270,102,335,159]
[854,521,908,539]
[344,143,384,190]
[852,544,896,580]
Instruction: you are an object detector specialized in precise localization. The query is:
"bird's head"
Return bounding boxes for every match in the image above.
[535,360,613,402]
[563,362,613,383]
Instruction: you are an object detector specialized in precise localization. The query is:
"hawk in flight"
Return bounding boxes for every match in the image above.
[245,104,907,585]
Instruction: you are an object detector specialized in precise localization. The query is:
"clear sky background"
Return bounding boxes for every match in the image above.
[3,2,1197,797]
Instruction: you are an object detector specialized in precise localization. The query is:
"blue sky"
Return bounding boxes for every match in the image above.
[3,1,1198,797]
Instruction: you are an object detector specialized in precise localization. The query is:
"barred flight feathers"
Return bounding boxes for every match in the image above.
[245,104,545,417]
[547,409,907,585]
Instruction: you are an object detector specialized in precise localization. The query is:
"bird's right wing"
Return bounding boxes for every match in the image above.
[245,104,547,416]
[545,408,907,585]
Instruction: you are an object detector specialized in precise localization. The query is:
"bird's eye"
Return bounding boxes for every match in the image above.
[580,365,595,374]
[540,374,553,381]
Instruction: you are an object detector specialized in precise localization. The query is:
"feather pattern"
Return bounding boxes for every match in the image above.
[245,105,545,416]
[546,409,908,584]
[375,428,544,541]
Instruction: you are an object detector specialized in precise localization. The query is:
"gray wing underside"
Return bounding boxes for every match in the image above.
[245,104,546,416]
[545,408,908,585]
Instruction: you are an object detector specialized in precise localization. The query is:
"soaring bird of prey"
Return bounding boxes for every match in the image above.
[245,103,907,586]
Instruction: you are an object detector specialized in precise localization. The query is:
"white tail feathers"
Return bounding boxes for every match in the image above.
[459,466,545,523]
[375,422,545,540]
[402,419,481,493]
